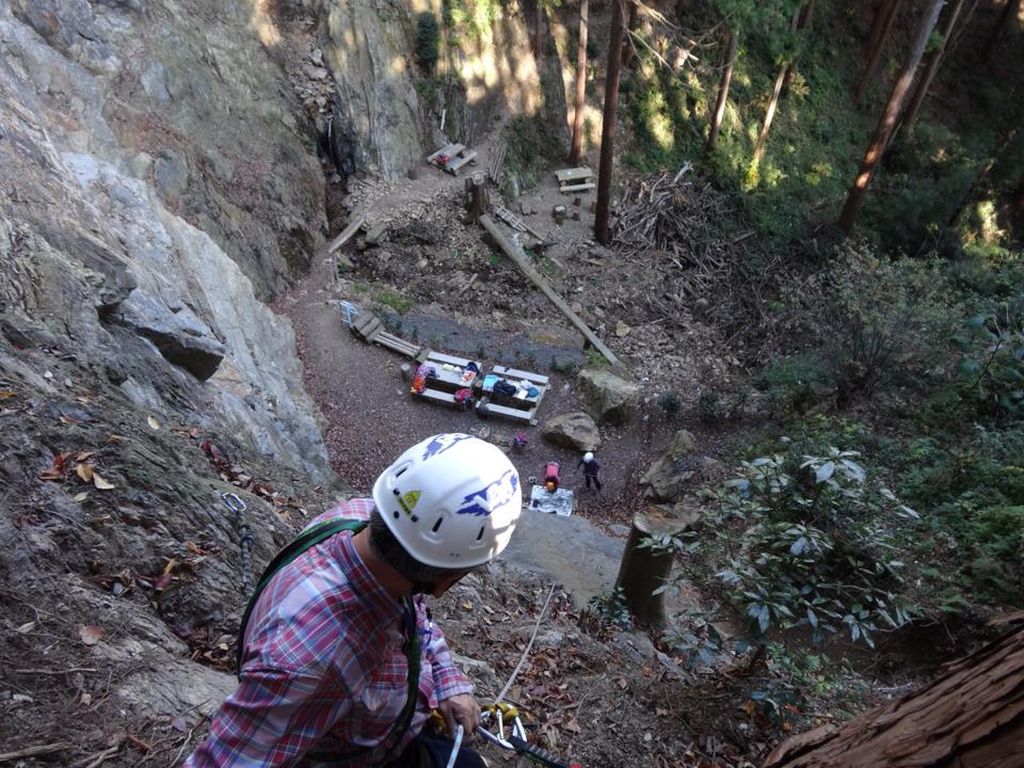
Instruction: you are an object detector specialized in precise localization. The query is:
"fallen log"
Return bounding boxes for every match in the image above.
[479,215,620,367]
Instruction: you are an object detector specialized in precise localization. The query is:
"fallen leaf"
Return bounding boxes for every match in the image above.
[39,452,69,481]
[15,621,36,634]
[147,416,160,430]
[106,434,127,443]
[76,463,94,483]
[93,473,116,490]
[79,625,105,646]
[73,491,89,502]
[462,601,474,610]
[154,572,173,592]
[170,717,187,733]
[0,389,16,400]
[656,707,669,716]
[80,692,92,706]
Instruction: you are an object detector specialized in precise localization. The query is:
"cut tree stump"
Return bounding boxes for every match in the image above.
[764,623,1024,768]
[614,505,689,627]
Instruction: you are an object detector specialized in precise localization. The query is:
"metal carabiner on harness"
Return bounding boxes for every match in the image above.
[478,703,581,768]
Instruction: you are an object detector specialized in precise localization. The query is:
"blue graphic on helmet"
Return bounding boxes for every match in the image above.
[422,433,473,461]
[456,470,519,517]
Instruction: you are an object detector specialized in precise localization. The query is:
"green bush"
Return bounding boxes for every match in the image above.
[966,505,1024,601]
[754,353,829,415]
[697,446,918,646]
[954,292,1024,421]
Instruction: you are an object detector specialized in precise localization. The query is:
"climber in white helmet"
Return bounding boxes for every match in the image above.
[186,433,522,768]
[577,450,602,491]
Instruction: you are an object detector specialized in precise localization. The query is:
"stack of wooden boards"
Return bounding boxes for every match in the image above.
[555,167,595,194]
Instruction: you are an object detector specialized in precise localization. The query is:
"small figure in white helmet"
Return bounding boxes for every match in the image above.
[577,450,602,491]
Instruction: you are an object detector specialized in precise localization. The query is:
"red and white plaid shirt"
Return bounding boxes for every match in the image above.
[184,498,474,767]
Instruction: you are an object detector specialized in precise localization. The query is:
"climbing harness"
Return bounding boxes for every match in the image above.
[221,492,253,595]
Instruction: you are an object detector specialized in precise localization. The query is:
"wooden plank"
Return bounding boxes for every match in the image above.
[444,150,478,175]
[480,401,533,423]
[479,215,620,367]
[491,365,550,387]
[377,332,419,358]
[416,389,458,405]
[559,182,596,193]
[555,167,594,183]
[324,213,367,255]
[427,351,475,368]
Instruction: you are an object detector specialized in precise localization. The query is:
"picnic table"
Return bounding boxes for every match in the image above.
[427,143,478,175]
[555,167,595,194]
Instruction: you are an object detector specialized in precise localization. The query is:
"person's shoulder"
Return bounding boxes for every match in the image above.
[309,497,375,527]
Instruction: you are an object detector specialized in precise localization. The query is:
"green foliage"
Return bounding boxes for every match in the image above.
[954,292,1024,420]
[373,288,413,315]
[754,353,829,415]
[702,447,918,646]
[580,587,632,636]
[414,12,440,73]
[787,242,959,401]
[442,0,500,43]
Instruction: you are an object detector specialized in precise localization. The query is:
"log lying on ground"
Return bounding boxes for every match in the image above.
[764,624,1024,768]
[479,214,620,367]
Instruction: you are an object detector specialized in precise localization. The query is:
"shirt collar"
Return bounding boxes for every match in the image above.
[336,529,406,625]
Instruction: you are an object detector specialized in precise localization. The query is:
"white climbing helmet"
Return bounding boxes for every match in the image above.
[372,433,522,569]
[583,451,595,463]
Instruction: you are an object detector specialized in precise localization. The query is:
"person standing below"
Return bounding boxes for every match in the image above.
[185,433,522,768]
[577,451,602,491]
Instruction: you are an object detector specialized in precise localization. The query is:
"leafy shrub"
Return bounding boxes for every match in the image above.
[965,505,1024,601]
[415,12,440,73]
[580,587,632,636]
[701,447,918,646]
[954,292,1024,421]
[786,242,959,404]
[754,354,829,415]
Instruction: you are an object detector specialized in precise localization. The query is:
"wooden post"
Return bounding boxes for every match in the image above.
[464,172,488,225]
[614,506,688,627]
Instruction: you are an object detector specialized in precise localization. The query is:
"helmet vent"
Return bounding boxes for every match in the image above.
[476,525,486,541]
[395,465,409,477]
[431,518,444,533]
[393,510,400,519]
[410,515,419,523]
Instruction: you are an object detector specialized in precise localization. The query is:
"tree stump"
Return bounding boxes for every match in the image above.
[614,505,688,628]
[464,172,488,225]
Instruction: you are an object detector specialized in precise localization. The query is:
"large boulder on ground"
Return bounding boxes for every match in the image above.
[640,429,698,502]
[541,412,601,451]
[579,368,640,425]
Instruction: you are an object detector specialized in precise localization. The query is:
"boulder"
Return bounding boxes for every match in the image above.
[579,368,640,425]
[640,429,698,502]
[541,412,600,451]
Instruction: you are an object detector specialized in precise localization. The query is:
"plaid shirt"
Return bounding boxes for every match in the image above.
[185,498,474,767]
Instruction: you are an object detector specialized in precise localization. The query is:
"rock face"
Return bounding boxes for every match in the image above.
[640,429,699,502]
[541,412,601,452]
[579,368,641,425]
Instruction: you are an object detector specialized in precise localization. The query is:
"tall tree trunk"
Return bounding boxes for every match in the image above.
[984,0,1022,60]
[622,0,639,67]
[855,0,904,104]
[763,625,1024,767]
[595,0,625,245]
[569,0,590,164]
[533,0,543,61]
[863,0,893,54]
[838,0,947,233]
[704,27,738,158]
[901,0,966,136]
[783,0,817,93]
[752,1,815,171]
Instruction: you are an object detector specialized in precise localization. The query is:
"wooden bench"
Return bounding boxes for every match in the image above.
[416,389,458,406]
[555,167,594,183]
[427,143,465,164]
[491,365,549,387]
[444,150,478,175]
[560,181,596,194]
[478,399,534,423]
[427,351,475,368]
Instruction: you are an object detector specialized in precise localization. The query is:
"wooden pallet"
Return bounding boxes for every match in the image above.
[444,150,478,175]
[351,312,382,342]
[350,313,423,359]
[493,204,547,243]
[377,331,420,358]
